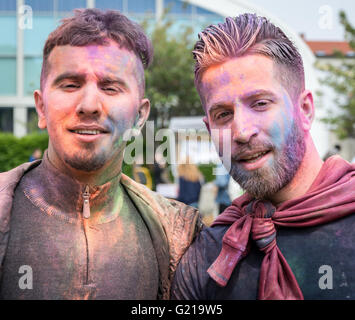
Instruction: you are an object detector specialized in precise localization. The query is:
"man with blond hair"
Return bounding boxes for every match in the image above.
[0,8,202,300]
[171,13,355,300]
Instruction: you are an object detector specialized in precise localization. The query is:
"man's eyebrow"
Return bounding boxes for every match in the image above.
[208,102,233,114]
[208,89,277,113]
[52,72,86,86]
[98,76,127,87]
[240,89,277,101]
[51,72,128,89]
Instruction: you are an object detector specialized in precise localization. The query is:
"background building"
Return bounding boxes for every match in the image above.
[306,37,355,161]
[0,0,353,160]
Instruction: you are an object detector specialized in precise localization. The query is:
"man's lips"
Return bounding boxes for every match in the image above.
[68,124,110,135]
[235,149,271,162]
[233,148,272,171]
[67,124,110,143]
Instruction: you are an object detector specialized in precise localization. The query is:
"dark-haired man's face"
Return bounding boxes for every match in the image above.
[200,54,306,199]
[34,41,149,178]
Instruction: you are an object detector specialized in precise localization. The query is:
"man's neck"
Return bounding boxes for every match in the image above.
[26,153,125,224]
[47,150,124,187]
[64,162,123,186]
[270,137,323,206]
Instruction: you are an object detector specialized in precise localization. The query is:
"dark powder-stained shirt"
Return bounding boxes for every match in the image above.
[0,158,159,299]
[171,214,355,300]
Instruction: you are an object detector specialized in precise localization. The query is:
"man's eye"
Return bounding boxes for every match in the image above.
[101,86,120,94]
[216,111,232,120]
[252,100,269,109]
[61,83,80,89]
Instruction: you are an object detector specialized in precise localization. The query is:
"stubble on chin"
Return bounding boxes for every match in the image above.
[64,144,107,172]
[230,121,306,200]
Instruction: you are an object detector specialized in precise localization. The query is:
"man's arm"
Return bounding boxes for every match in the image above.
[171,225,228,300]
[170,233,205,300]
[167,200,204,275]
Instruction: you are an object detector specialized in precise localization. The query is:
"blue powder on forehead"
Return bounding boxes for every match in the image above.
[216,71,231,87]
[86,45,101,59]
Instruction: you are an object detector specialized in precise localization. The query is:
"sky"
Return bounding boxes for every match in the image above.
[249,0,355,41]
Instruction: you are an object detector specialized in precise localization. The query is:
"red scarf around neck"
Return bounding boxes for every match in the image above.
[208,156,355,300]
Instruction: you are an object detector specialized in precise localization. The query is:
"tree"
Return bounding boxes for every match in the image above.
[143,17,203,129]
[317,11,355,139]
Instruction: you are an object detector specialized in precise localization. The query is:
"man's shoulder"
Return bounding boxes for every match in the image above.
[171,224,230,299]
[121,173,203,242]
[0,161,40,193]
[184,224,230,260]
[121,173,202,226]
[121,174,204,298]
[0,161,40,242]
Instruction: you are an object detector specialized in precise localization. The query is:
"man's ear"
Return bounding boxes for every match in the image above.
[203,116,210,133]
[34,90,47,129]
[135,98,150,130]
[297,90,314,131]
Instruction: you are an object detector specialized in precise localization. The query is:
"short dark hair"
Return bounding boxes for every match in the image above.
[193,13,305,102]
[40,8,153,92]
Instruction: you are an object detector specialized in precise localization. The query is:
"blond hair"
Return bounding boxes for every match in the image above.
[177,163,201,182]
[193,14,304,102]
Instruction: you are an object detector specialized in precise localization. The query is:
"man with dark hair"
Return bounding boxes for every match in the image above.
[171,13,355,300]
[0,9,202,300]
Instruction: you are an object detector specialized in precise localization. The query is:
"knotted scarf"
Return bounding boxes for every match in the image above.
[208,156,355,300]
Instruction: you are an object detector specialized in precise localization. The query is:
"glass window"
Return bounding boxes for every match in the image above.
[0,0,17,11]
[194,5,224,25]
[164,0,192,14]
[25,0,54,12]
[194,15,224,28]
[95,0,124,11]
[24,57,42,96]
[195,5,217,15]
[26,0,86,12]
[24,16,56,55]
[128,0,155,14]
[0,16,17,55]
[0,58,16,95]
[57,0,86,12]
[0,108,14,132]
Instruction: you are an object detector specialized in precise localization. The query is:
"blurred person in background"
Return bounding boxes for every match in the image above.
[29,148,42,162]
[177,162,203,208]
[132,162,153,190]
[214,162,231,214]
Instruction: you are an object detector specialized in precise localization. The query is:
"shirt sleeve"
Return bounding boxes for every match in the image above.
[170,229,210,300]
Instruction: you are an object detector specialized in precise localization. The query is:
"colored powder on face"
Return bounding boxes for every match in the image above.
[218,71,231,87]
[280,94,294,134]
[268,93,295,151]
[86,45,101,60]
[268,121,283,150]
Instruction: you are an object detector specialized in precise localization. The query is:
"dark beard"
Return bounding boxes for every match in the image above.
[64,146,107,172]
[230,121,306,199]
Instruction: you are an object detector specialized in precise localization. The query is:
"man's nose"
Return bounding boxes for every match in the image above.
[231,109,259,144]
[75,85,103,116]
